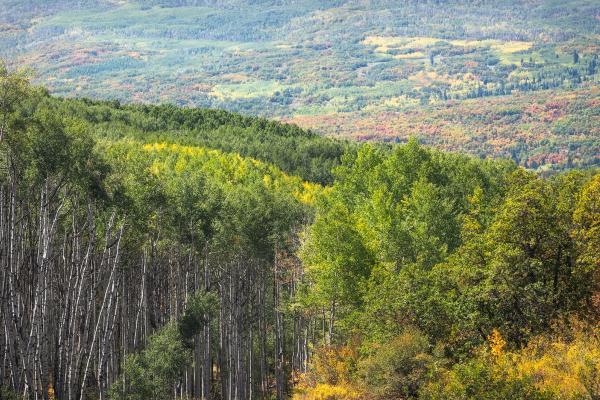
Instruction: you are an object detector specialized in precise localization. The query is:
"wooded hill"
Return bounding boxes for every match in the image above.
[0,65,599,400]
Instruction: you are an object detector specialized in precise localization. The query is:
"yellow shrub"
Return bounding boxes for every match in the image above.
[488,329,507,357]
[514,324,600,399]
[300,345,358,387]
[293,383,362,400]
[294,345,363,399]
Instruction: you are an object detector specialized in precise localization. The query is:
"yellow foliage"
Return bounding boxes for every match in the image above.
[361,35,406,52]
[394,51,425,59]
[48,384,56,400]
[174,157,187,173]
[295,181,321,205]
[293,383,362,400]
[362,36,440,54]
[307,345,356,385]
[362,36,532,59]
[488,329,506,357]
[513,324,600,399]
[263,174,272,187]
[490,40,533,55]
[143,142,167,152]
[294,345,363,399]
[139,141,322,205]
[210,80,287,100]
[149,161,162,176]
[423,324,599,400]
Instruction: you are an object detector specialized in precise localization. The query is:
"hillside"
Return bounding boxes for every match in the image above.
[1,0,599,171]
[45,96,352,184]
[1,67,599,400]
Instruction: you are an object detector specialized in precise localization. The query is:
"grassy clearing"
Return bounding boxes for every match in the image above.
[211,80,291,99]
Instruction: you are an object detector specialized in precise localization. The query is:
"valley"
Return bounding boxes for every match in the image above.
[1,0,599,171]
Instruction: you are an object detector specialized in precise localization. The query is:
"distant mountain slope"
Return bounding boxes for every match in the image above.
[1,0,599,171]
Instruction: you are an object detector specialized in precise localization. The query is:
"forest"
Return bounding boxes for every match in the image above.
[1,0,599,172]
[1,62,599,400]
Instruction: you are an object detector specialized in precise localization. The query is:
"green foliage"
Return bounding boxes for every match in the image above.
[420,357,552,400]
[300,198,375,308]
[0,386,19,400]
[298,130,599,397]
[434,170,598,347]
[357,327,433,399]
[301,139,515,340]
[178,290,219,344]
[3,89,111,202]
[573,174,600,275]
[0,61,30,125]
[109,323,190,400]
[44,97,350,185]
[0,67,326,400]
[1,66,598,399]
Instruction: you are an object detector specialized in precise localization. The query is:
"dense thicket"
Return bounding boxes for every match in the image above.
[0,66,598,400]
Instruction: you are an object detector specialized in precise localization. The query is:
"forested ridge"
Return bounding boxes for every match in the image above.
[36,94,352,185]
[0,64,599,400]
